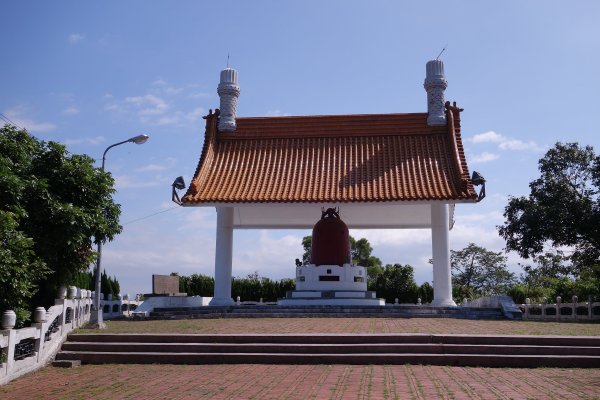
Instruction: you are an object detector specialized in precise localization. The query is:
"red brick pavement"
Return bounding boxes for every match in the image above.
[2,364,600,399]
[98,318,600,336]
[3,318,600,399]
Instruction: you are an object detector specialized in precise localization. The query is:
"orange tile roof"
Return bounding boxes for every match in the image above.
[182,104,477,204]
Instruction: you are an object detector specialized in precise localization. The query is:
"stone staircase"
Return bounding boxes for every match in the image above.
[56,333,600,368]
[148,305,505,319]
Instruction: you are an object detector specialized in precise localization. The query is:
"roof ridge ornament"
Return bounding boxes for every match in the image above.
[203,108,220,120]
[444,101,464,114]
[217,67,240,132]
[424,59,448,126]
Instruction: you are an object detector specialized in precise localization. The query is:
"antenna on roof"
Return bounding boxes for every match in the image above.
[227,52,230,68]
[436,44,448,60]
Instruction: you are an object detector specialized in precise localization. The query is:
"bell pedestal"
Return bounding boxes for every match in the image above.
[278,264,385,306]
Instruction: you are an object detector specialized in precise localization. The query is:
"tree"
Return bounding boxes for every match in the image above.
[512,250,600,302]
[350,237,383,283]
[372,264,419,303]
[451,243,515,296]
[520,251,574,289]
[0,125,122,320]
[301,236,312,264]
[69,270,94,291]
[499,142,600,268]
[0,211,50,325]
[418,282,434,304]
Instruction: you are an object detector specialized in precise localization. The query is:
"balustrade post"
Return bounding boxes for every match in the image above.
[5,329,16,378]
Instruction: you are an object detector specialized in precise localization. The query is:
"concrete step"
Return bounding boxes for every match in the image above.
[55,351,600,368]
[51,359,81,368]
[61,342,600,356]
[55,333,600,368]
[65,333,600,346]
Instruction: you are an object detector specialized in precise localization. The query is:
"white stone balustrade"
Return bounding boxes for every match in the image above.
[0,290,142,385]
[519,299,600,320]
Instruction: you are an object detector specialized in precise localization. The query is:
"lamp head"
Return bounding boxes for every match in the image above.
[129,134,149,145]
[172,176,186,190]
[171,176,186,205]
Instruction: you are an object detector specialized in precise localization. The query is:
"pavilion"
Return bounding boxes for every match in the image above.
[181,60,483,307]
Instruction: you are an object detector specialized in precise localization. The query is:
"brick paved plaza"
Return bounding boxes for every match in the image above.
[2,318,600,399]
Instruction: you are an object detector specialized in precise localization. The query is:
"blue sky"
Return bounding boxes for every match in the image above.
[2,1,600,297]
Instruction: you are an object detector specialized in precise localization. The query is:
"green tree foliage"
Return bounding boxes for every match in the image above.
[231,272,295,302]
[0,211,50,326]
[69,270,94,291]
[372,264,419,303]
[451,243,516,299]
[178,272,295,302]
[179,273,214,296]
[498,142,600,268]
[417,281,434,304]
[301,236,312,264]
[350,237,383,284]
[97,270,121,298]
[0,125,122,320]
[509,251,600,303]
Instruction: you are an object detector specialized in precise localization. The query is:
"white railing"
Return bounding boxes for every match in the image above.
[519,297,600,321]
[0,295,91,385]
[0,290,141,385]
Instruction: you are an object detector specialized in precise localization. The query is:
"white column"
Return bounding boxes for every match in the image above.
[210,207,235,306]
[430,203,456,307]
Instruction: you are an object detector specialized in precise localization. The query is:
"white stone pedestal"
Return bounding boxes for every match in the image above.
[278,264,384,306]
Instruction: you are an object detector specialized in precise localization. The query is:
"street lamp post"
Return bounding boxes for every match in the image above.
[91,134,149,328]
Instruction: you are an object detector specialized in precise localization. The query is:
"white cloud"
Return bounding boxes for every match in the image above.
[470,130,544,152]
[64,135,106,146]
[125,94,169,116]
[266,110,291,117]
[135,157,176,172]
[186,107,206,123]
[114,174,164,189]
[135,163,168,172]
[103,80,207,126]
[188,92,211,99]
[153,108,205,126]
[498,139,544,151]
[351,229,431,247]
[151,79,184,95]
[471,131,504,144]
[457,211,504,224]
[68,33,85,44]
[234,230,304,278]
[471,151,500,164]
[3,107,56,133]
[61,106,79,116]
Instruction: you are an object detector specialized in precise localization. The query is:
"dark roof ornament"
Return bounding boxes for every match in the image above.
[171,176,186,205]
[471,171,486,202]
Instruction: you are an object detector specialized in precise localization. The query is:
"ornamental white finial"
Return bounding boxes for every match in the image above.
[217,67,240,132]
[424,59,448,126]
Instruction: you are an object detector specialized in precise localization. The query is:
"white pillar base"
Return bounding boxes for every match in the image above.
[430,299,457,307]
[209,297,235,306]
